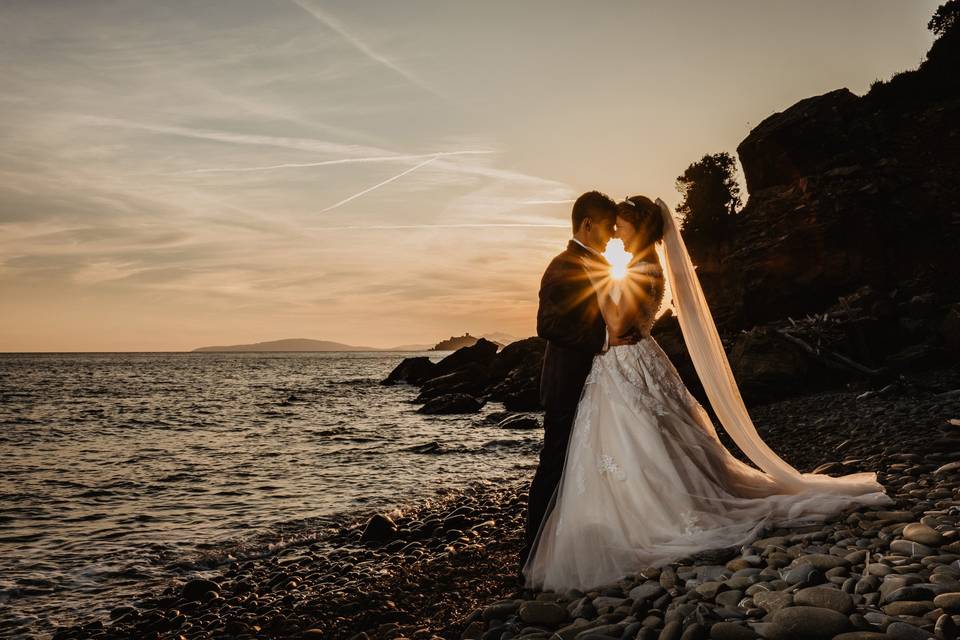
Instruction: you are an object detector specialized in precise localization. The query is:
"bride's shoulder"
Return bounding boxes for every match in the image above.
[629,252,663,276]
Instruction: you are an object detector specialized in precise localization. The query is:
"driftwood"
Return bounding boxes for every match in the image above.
[774,328,887,378]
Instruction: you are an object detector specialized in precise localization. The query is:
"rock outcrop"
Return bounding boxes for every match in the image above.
[385,337,546,413]
[692,33,960,355]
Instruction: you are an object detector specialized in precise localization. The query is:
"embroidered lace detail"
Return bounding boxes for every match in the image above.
[597,452,627,481]
[627,260,665,336]
[574,463,587,495]
[679,509,704,536]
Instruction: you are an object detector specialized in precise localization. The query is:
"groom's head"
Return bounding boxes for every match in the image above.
[572,191,617,252]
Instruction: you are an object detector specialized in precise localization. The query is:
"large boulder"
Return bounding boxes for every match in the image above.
[417,393,485,414]
[502,385,541,411]
[382,356,436,385]
[415,363,491,402]
[729,327,816,402]
[485,337,546,407]
[427,338,499,380]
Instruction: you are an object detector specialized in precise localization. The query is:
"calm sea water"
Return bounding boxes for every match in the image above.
[0,352,542,638]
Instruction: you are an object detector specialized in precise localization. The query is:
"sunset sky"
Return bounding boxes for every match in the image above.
[0,1,941,351]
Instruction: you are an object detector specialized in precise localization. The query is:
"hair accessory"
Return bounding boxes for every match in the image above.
[622,198,637,208]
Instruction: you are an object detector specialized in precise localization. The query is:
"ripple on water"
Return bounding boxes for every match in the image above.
[0,351,540,637]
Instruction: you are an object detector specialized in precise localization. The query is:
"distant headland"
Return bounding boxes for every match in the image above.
[429,333,517,351]
[191,333,519,353]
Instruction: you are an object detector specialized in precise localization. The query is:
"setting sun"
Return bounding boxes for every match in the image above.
[603,239,633,280]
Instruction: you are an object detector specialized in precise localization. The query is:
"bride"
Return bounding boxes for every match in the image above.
[521,195,892,593]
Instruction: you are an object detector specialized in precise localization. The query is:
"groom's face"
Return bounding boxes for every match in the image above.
[587,216,615,251]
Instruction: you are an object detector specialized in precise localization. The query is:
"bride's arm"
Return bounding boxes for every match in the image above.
[581,258,640,340]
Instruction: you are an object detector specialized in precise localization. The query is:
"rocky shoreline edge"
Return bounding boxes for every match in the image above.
[51,363,960,640]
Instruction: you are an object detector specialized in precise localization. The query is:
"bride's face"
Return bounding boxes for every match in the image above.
[615,216,637,251]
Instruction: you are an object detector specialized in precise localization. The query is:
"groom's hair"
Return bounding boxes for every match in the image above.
[571,191,617,233]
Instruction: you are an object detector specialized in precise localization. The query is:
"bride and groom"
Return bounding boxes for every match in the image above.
[520,190,892,593]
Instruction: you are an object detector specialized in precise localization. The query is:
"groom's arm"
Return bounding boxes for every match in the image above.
[537,260,600,354]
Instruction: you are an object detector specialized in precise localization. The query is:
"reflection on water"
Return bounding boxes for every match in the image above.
[0,352,542,638]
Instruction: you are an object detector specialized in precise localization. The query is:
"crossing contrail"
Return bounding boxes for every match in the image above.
[290,0,442,98]
[171,150,493,175]
[320,155,440,213]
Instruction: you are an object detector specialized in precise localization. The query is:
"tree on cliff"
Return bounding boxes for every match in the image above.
[675,152,742,246]
[929,0,960,36]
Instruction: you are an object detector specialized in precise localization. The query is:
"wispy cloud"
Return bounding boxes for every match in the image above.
[320,155,440,212]
[289,0,443,99]
[170,150,493,175]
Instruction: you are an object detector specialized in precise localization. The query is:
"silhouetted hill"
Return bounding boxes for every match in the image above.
[192,338,377,352]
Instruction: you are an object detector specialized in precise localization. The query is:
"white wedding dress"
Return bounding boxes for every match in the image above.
[522,200,892,593]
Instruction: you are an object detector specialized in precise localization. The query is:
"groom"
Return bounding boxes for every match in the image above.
[520,190,638,574]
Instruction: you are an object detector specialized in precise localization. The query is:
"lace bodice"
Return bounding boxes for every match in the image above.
[611,260,664,336]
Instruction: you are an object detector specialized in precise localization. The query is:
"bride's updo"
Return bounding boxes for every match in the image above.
[616,195,664,252]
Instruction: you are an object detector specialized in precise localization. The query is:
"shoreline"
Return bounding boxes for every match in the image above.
[50,363,960,640]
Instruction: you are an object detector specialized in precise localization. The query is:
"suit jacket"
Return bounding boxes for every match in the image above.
[536,240,608,410]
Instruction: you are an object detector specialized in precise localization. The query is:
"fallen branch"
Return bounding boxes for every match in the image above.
[774,328,887,378]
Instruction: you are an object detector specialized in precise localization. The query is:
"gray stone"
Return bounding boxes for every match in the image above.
[884,585,939,604]
[769,606,851,639]
[935,613,957,640]
[885,621,936,640]
[695,582,725,600]
[630,582,666,603]
[792,554,851,571]
[794,586,854,613]
[753,590,792,613]
[715,590,745,609]
[708,622,757,640]
[882,600,935,616]
[659,620,683,640]
[934,591,960,612]
[519,601,567,626]
[890,540,935,558]
[903,523,945,546]
[591,597,626,612]
[482,599,523,622]
[784,564,823,585]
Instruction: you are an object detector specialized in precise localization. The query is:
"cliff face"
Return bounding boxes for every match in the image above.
[648,33,960,403]
[692,35,960,334]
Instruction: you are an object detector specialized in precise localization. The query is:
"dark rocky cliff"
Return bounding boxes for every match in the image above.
[692,32,960,336]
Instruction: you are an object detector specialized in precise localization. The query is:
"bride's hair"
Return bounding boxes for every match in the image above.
[616,195,664,249]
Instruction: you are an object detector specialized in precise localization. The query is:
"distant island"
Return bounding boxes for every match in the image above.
[430,332,518,351]
[191,333,519,353]
[192,338,378,352]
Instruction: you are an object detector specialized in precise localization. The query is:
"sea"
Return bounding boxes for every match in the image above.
[0,351,543,639]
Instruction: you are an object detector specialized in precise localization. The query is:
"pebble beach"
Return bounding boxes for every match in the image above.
[45,363,960,640]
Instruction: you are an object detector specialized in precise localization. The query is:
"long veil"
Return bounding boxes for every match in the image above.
[655,198,885,496]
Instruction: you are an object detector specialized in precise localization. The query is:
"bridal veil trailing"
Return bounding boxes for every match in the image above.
[655,198,885,497]
[521,199,891,593]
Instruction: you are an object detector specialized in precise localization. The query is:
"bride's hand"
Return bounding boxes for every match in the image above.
[579,256,610,293]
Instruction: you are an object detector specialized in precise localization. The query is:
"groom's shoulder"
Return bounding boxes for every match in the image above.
[542,245,582,280]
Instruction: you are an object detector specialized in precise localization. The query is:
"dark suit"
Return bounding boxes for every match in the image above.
[521,240,608,570]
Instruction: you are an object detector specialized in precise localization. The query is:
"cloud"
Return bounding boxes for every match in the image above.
[319,155,440,212]
[170,149,493,175]
[289,0,443,99]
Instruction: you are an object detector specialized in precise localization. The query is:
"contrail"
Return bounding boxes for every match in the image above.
[520,199,577,205]
[320,155,440,213]
[171,150,493,175]
[290,0,441,98]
